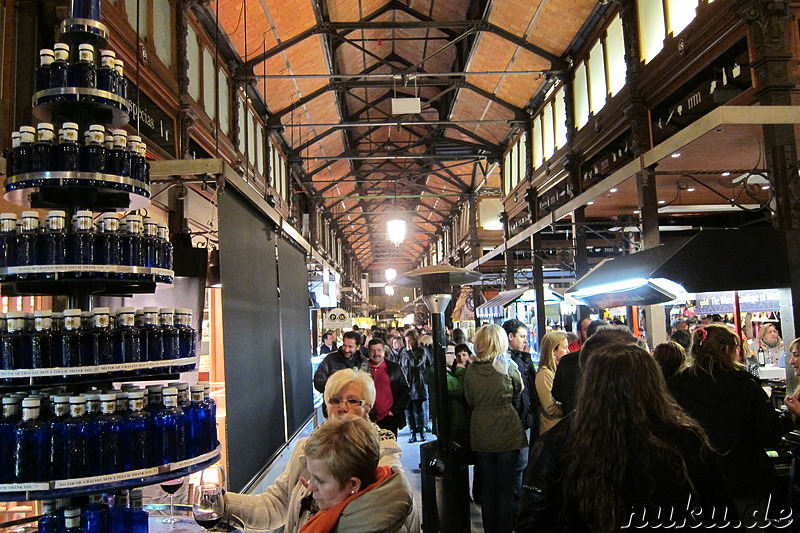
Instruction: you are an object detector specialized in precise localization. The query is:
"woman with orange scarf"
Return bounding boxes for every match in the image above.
[299,415,419,533]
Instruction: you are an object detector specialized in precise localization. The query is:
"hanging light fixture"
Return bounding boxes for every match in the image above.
[384,284,395,295]
[385,268,397,281]
[387,219,406,246]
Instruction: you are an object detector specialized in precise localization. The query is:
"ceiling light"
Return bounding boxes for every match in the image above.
[384,284,395,295]
[721,172,731,177]
[403,296,410,303]
[385,268,397,281]
[658,200,666,205]
[587,201,595,205]
[671,152,681,158]
[387,219,406,246]
[633,210,640,214]
[609,188,618,193]
[762,185,770,190]
[687,188,696,192]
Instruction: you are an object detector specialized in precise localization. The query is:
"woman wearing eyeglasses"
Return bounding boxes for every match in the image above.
[225,368,402,532]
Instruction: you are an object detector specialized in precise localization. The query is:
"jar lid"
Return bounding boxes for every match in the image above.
[190,385,204,393]
[33,310,52,317]
[54,43,69,51]
[21,211,39,219]
[48,210,66,218]
[89,124,105,132]
[62,122,79,130]
[63,309,82,317]
[19,126,36,133]
[146,384,163,392]
[92,307,110,315]
[100,49,116,57]
[117,307,136,314]
[162,387,178,396]
[160,307,175,314]
[143,306,160,313]
[99,393,117,402]
[7,311,27,319]
[76,210,93,218]
[78,43,94,51]
[69,396,86,404]
[127,390,145,399]
[0,213,18,221]
[40,49,54,56]
[37,122,54,130]
[22,398,41,407]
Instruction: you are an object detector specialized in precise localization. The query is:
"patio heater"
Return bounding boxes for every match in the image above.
[395,264,481,533]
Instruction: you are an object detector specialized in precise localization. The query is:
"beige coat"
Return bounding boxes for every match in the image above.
[535,365,563,435]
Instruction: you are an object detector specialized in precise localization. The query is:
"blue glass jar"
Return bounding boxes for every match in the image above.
[28,310,53,370]
[32,123,55,174]
[37,500,58,533]
[153,387,186,464]
[106,130,130,178]
[54,122,81,172]
[144,383,164,416]
[0,396,21,483]
[84,392,101,420]
[156,223,173,282]
[124,390,152,470]
[57,309,84,370]
[0,213,19,270]
[114,60,127,100]
[5,132,20,177]
[142,217,158,268]
[120,214,143,276]
[185,385,210,456]
[50,44,69,89]
[114,307,140,365]
[80,124,106,174]
[2,312,27,372]
[14,397,50,482]
[109,490,131,533]
[70,0,101,21]
[67,44,96,89]
[95,213,121,269]
[96,50,117,95]
[81,495,107,533]
[36,49,54,93]
[127,135,143,184]
[48,395,71,480]
[62,396,91,478]
[95,393,124,475]
[91,307,113,366]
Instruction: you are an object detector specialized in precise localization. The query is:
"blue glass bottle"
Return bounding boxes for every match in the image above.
[80,125,106,174]
[41,210,67,271]
[48,395,70,480]
[90,307,113,366]
[200,381,218,451]
[153,387,186,464]
[0,396,21,483]
[15,212,39,280]
[144,384,164,416]
[108,490,131,533]
[95,214,120,277]
[32,123,55,173]
[128,136,144,184]
[84,392,101,420]
[156,223,173,282]
[124,390,152,470]
[54,122,81,172]
[185,385,210,456]
[0,213,18,271]
[114,307,140,366]
[115,391,130,418]
[37,500,58,533]
[114,60,127,100]
[81,495,107,533]
[63,396,93,478]
[67,44,96,89]
[28,310,53,371]
[5,132,20,177]
[95,393,124,475]
[107,130,130,178]
[171,382,190,409]
[96,50,117,95]
[35,49,54,93]
[120,215,142,277]
[142,218,158,268]
[70,0,100,21]
[138,141,151,185]
[160,309,179,372]
[63,508,85,533]
[2,312,27,372]
[57,309,84,371]
[14,397,50,482]
[127,489,149,533]
[175,308,196,371]
[50,44,69,89]
[67,210,95,274]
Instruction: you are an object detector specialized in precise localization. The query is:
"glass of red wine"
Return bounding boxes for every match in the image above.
[193,466,226,531]
[161,477,185,526]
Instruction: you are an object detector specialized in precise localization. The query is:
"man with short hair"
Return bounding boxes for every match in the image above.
[361,338,409,438]
[313,330,367,394]
[319,331,336,355]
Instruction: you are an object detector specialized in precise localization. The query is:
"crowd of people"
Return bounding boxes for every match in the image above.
[223,316,800,532]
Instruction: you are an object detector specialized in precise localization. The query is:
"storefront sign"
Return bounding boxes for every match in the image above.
[695,289,781,314]
[322,307,352,329]
[126,81,176,156]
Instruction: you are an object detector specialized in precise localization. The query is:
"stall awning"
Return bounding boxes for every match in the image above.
[476,287,528,318]
[566,227,788,308]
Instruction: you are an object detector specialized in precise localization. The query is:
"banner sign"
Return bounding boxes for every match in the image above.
[695,289,781,314]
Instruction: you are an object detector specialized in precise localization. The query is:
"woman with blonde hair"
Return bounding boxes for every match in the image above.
[535,330,569,434]
[464,324,527,533]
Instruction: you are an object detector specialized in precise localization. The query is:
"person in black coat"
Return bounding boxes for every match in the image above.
[551,319,608,415]
[399,328,432,443]
[667,324,782,523]
[517,343,736,532]
[361,338,410,438]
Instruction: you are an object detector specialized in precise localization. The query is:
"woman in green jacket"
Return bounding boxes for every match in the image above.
[464,324,528,533]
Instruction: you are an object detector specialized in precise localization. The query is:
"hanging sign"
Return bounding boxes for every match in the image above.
[695,289,781,314]
[323,307,352,329]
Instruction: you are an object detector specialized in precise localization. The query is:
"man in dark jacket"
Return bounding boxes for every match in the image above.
[551,319,608,415]
[362,338,409,438]
[313,330,366,394]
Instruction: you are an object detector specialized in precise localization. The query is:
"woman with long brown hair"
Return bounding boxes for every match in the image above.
[517,343,734,532]
[534,331,568,435]
[668,324,781,521]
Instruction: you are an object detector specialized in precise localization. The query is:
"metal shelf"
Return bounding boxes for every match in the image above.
[5,171,150,211]
[0,356,197,378]
[0,447,220,502]
[59,18,110,49]
[32,87,129,127]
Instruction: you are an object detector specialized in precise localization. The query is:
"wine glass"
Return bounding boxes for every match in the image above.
[193,483,225,531]
[161,477,185,526]
[193,465,227,531]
